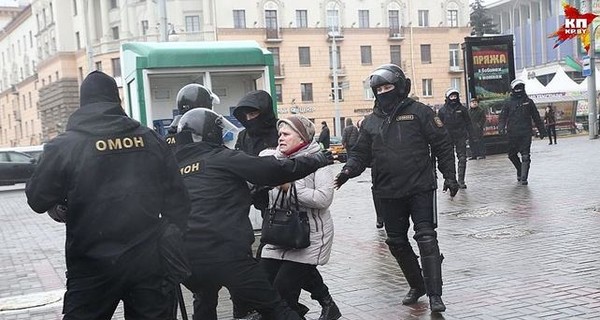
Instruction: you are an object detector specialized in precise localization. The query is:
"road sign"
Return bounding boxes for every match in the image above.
[582,55,591,77]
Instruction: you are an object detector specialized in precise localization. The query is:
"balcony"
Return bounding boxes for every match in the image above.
[449,64,464,73]
[388,27,405,40]
[327,27,344,41]
[274,64,285,79]
[329,66,347,77]
[265,27,282,42]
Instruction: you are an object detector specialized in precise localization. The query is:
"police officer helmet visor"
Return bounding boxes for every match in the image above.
[369,67,403,89]
[177,108,239,145]
[510,79,525,89]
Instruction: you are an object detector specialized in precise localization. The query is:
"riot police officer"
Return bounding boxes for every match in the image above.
[165,83,219,148]
[25,71,191,319]
[174,108,333,320]
[498,79,546,185]
[437,88,474,189]
[334,64,459,313]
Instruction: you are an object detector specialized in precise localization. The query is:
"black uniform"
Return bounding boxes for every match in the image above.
[25,71,190,320]
[336,64,458,313]
[498,90,546,184]
[437,98,474,188]
[175,133,328,320]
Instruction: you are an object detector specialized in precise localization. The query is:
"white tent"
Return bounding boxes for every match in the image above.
[544,66,582,93]
[516,68,548,94]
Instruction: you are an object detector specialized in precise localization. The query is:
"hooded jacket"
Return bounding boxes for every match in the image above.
[343,98,456,198]
[233,90,279,156]
[174,137,327,263]
[26,71,190,277]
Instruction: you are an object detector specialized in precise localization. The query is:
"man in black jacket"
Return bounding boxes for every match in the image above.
[437,88,474,189]
[468,97,487,160]
[25,71,191,320]
[318,121,331,149]
[174,108,332,320]
[342,118,359,157]
[334,64,459,313]
[498,79,546,185]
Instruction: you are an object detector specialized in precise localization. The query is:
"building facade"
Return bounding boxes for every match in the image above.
[0,0,471,146]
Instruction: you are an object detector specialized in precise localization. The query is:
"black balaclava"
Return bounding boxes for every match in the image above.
[233,90,277,136]
[80,71,121,107]
[512,84,525,98]
[369,64,410,115]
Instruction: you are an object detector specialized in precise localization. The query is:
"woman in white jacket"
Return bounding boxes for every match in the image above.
[259,115,341,320]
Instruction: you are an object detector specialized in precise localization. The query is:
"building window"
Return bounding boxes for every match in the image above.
[275,84,283,103]
[112,26,119,40]
[233,10,246,28]
[390,45,401,65]
[422,79,433,96]
[185,16,200,32]
[331,82,343,101]
[418,10,429,27]
[296,10,308,28]
[78,67,83,82]
[327,9,340,33]
[268,47,281,76]
[449,44,460,68]
[141,20,149,35]
[112,58,121,77]
[298,47,311,66]
[451,77,461,90]
[265,10,279,38]
[329,46,341,69]
[72,0,77,15]
[75,32,81,50]
[95,61,102,71]
[301,83,313,101]
[360,46,372,65]
[389,10,400,34]
[110,0,118,9]
[359,10,370,28]
[447,10,458,27]
[363,80,375,100]
[420,44,431,64]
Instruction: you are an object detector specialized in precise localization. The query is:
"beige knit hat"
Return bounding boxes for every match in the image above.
[277,115,316,143]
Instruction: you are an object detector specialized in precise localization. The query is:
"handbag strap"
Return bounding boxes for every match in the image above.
[271,187,286,210]
[288,182,301,212]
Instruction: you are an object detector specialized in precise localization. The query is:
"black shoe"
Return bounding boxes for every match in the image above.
[478,156,486,159]
[469,156,477,160]
[429,295,446,312]
[376,221,384,229]
[549,142,552,145]
[317,297,341,320]
[296,303,310,317]
[402,287,426,305]
[520,180,528,185]
[458,182,467,189]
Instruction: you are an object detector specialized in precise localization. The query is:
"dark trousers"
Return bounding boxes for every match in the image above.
[184,257,299,320]
[378,190,435,243]
[546,125,557,144]
[63,273,171,320]
[507,134,532,161]
[260,258,330,313]
[372,189,384,225]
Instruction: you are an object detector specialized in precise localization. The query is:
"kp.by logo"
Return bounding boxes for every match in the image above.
[564,18,589,34]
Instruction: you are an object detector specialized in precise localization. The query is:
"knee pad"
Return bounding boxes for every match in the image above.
[522,154,531,163]
[385,236,411,250]
[413,222,436,240]
[508,153,519,161]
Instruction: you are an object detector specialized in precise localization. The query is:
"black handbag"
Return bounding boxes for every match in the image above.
[261,183,310,249]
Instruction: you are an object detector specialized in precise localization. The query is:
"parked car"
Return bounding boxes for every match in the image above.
[328,136,347,163]
[0,150,37,185]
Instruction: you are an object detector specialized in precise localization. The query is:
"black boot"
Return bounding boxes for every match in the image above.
[317,295,341,320]
[416,235,445,313]
[508,154,521,182]
[457,160,467,189]
[388,244,426,305]
[520,155,531,185]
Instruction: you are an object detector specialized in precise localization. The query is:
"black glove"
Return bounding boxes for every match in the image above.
[47,204,68,223]
[249,185,272,211]
[312,149,334,167]
[334,169,350,189]
[443,178,459,197]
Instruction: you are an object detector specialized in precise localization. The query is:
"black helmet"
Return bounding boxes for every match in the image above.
[369,64,411,100]
[176,84,220,114]
[177,108,238,145]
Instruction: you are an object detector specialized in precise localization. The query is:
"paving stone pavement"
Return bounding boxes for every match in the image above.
[1,135,600,320]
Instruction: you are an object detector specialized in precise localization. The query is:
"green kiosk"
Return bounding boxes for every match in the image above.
[121,40,276,129]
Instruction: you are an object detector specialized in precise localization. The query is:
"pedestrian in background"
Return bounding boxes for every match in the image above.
[334,64,459,313]
[544,105,557,145]
[468,97,487,159]
[260,115,341,320]
[317,121,331,149]
[498,79,546,185]
[26,71,191,320]
[174,108,332,320]
[341,118,359,157]
[437,88,474,189]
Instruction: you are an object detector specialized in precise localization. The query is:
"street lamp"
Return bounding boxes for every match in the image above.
[329,5,341,137]
[588,24,599,139]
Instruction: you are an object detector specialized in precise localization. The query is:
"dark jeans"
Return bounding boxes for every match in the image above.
[260,258,330,314]
[184,258,300,320]
[63,273,172,320]
[546,125,557,144]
